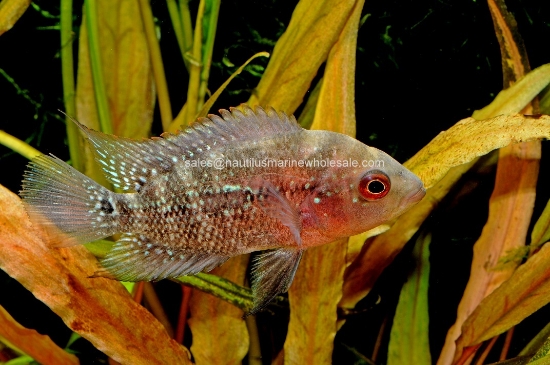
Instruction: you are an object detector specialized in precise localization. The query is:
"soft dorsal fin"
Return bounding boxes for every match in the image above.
[73,105,302,192]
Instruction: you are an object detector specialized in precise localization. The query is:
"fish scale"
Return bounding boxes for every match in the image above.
[20,105,425,315]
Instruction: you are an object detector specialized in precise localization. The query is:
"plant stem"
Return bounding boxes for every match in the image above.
[194,52,269,119]
[139,0,173,132]
[166,0,184,55]
[143,282,174,338]
[60,0,82,171]
[166,0,187,68]
[84,0,113,134]
[182,0,205,127]
[179,0,193,70]
[176,285,192,344]
[197,0,220,111]
[500,328,514,360]
[0,130,41,160]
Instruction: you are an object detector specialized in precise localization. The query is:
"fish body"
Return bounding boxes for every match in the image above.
[21,106,425,313]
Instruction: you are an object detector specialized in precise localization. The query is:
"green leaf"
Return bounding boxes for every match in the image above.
[531,199,550,248]
[387,232,431,365]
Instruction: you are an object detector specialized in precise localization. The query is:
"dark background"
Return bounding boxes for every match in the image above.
[0,0,549,363]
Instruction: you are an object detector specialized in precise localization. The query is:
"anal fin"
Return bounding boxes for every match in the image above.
[94,234,230,281]
[248,248,304,316]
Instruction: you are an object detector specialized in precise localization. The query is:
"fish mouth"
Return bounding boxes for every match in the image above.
[404,185,426,204]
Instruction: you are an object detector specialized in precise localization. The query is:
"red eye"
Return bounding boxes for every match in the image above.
[358,171,390,200]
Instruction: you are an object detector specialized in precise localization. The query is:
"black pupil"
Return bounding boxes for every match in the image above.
[368,180,385,194]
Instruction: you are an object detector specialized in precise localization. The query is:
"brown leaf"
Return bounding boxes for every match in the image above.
[282,0,364,363]
[188,255,250,365]
[0,185,192,364]
[0,305,79,365]
[486,0,529,89]
[248,0,359,113]
[454,242,550,358]
[0,0,30,36]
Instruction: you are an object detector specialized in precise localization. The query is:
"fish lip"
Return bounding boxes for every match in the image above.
[404,185,426,204]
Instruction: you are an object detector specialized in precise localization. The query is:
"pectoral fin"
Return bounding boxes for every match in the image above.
[252,178,302,246]
[247,247,304,316]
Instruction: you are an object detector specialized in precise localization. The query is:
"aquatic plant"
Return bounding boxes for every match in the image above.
[0,0,550,364]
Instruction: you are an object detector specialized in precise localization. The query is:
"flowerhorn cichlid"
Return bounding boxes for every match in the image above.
[20,105,425,315]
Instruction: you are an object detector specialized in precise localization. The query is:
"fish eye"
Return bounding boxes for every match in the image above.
[358,170,391,200]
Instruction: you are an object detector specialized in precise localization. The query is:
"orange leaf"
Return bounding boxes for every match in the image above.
[442,140,540,365]
[0,185,192,364]
[188,255,250,365]
[454,242,550,358]
[0,305,79,365]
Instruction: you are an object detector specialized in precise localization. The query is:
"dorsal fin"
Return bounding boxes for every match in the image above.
[74,105,303,192]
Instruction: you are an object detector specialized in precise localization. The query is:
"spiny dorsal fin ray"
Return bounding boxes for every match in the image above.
[73,105,302,192]
[248,248,304,316]
[95,234,230,281]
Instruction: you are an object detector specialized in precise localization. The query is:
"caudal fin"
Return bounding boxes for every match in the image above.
[20,155,119,245]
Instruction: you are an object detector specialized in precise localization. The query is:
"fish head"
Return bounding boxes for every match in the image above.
[301,134,425,239]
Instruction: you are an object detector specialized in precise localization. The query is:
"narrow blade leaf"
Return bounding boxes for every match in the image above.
[248,0,360,113]
[387,233,432,365]
[283,0,364,362]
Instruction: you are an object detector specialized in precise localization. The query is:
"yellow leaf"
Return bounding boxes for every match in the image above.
[0,0,30,36]
[473,64,550,120]
[76,1,154,139]
[188,255,250,365]
[0,305,79,365]
[0,185,192,364]
[284,239,348,364]
[283,1,364,363]
[248,0,360,113]
[405,114,549,190]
